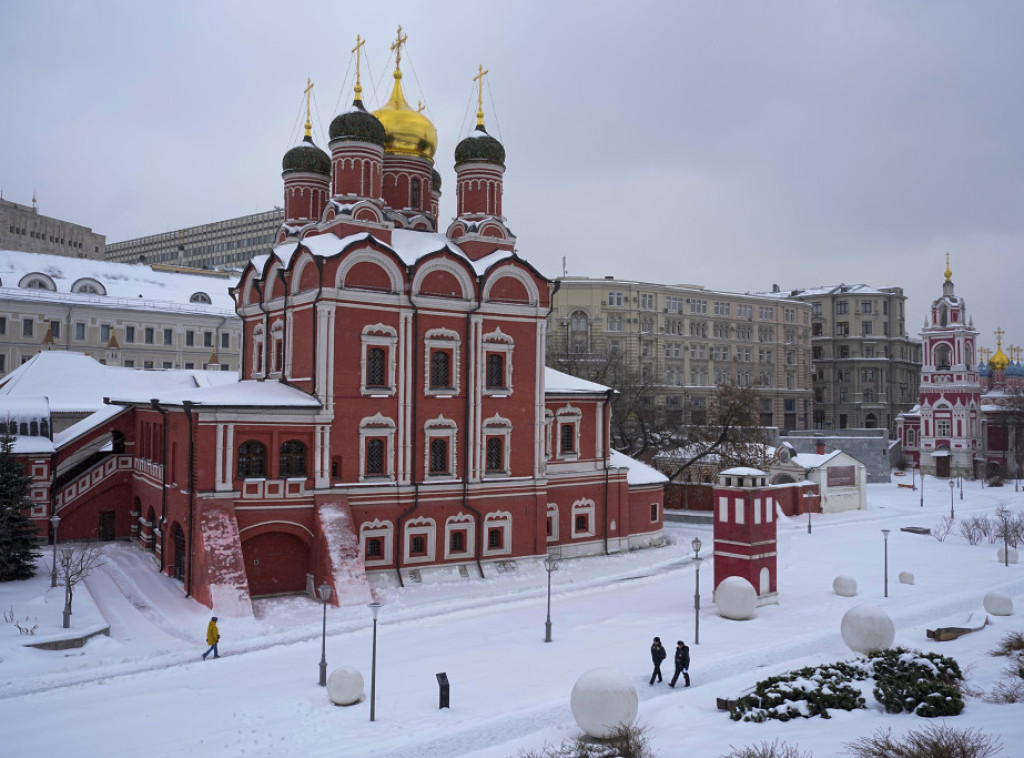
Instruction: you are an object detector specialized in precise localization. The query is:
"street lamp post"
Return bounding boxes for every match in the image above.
[802,490,817,534]
[911,464,916,491]
[920,466,924,507]
[691,537,702,645]
[999,509,1010,567]
[317,582,332,686]
[368,601,382,722]
[543,554,559,643]
[949,479,955,520]
[959,475,963,500]
[881,529,891,598]
[49,514,60,588]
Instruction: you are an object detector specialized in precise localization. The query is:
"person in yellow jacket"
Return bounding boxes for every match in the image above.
[202,616,220,659]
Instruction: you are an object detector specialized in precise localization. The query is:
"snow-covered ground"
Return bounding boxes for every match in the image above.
[2,478,1024,758]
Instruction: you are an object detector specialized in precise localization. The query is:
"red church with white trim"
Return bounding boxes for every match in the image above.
[3,34,665,612]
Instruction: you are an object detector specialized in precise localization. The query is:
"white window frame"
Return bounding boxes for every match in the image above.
[251,324,265,376]
[269,320,284,375]
[444,513,475,559]
[424,328,460,395]
[361,323,397,396]
[404,516,436,564]
[481,413,512,477]
[483,511,512,557]
[546,503,559,542]
[424,415,457,478]
[360,519,393,567]
[482,327,514,395]
[359,413,396,482]
[571,498,596,539]
[555,404,582,460]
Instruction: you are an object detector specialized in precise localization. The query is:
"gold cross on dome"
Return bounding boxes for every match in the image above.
[995,326,1006,347]
[473,64,489,126]
[391,25,408,71]
[352,34,366,95]
[303,78,314,137]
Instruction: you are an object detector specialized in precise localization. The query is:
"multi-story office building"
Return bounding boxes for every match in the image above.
[0,250,240,376]
[758,284,921,432]
[550,277,814,430]
[1,197,105,259]
[106,209,283,268]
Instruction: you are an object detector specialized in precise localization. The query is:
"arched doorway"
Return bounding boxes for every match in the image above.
[864,413,877,429]
[241,531,311,597]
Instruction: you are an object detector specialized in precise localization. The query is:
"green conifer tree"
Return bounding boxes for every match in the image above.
[0,422,40,581]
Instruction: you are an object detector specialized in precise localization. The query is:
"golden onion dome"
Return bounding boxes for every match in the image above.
[372,71,437,161]
[990,345,1010,371]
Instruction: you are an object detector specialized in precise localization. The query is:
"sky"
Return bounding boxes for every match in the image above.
[2,480,1023,757]
[2,1,1023,356]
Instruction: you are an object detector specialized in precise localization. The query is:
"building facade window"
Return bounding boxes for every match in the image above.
[444,513,474,559]
[361,324,397,394]
[571,499,596,538]
[279,440,306,478]
[483,511,512,556]
[237,440,267,478]
[360,519,393,566]
[404,517,436,563]
[359,413,396,481]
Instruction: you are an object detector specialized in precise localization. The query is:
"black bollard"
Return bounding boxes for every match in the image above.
[436,672,450,709]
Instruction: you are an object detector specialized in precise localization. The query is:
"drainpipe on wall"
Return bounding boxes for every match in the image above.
[603,389,614,555]
[462,295,486,578]
[395,304,420,589]
[182,401,196,598]
[150,399,168,572]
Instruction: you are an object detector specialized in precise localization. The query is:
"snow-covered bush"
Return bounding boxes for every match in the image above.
[932,516,955,542]
[719,740,811,758]
[868,647,964,717]
[960,516,988,545]
[515,723,651,758]
[729,661,868,722]
[843,724,1001,758]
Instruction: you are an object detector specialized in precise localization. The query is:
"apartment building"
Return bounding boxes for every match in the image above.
[550,277,813,430]
[1,197,105,259]
[0,250,240,376]
[758,284,921,432]
[106,209,283,269]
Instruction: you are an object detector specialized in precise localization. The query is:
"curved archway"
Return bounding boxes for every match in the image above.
[241,530,311,597]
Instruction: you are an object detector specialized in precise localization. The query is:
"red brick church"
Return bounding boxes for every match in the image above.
[2,33,665,612]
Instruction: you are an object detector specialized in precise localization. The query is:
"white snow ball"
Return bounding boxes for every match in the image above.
[570,667,639,739]
[898,571,914,585]
[716,576,757,620]
[833,575,858,596]
[327,666,364,706]
[840,605,895,654]
[984,591,1014,616]
[996,546,1019,565]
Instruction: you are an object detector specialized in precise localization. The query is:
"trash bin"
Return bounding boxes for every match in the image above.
[436,672,450,709]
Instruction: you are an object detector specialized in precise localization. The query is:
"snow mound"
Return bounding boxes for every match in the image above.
[327,666,365,706]
[840,605,895,653]
[984,591,1013,616]
[833,575,858,596]
[716,576,757,620]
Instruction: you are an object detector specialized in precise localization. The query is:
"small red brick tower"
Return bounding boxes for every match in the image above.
[712,467,778,606]
[280,80,331,239]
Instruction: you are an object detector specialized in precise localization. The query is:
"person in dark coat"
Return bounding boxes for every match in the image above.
[649,636,667,685]
[669,639,690,687]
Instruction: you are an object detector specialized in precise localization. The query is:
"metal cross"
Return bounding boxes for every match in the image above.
[391,25,408,71]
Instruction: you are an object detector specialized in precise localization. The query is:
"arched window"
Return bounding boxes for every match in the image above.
[486,437,503,472]
[190,292,212,304]
[237,440,266,478]
[430,351,451,388]
[429,437,449,475]
[485,353,504,389]
[366,347,387,388]
[279,440,306,478]
[411,178,421,208]
[935,344,951,370]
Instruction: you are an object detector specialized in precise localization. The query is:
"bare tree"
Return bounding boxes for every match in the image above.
[664,383,768,483]
[54,543,104,628]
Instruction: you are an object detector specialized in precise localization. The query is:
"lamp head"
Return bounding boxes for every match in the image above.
[49,514,61,527]
[368,601,383,620]
[318,582,332,602]
[691,536,702,555]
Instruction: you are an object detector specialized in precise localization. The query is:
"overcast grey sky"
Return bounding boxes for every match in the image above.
[2,1,1022,355]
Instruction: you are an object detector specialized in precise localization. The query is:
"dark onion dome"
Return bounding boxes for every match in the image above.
[282,135,331,175]
[330,99,387,147]
[431,168,442,193]
[454,124,505,167]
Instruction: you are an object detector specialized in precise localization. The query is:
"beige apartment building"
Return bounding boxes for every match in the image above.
[550,277,814,430]
[757,284,921,432]
[106,209,283,269]
[1,197,105,259]
[0,250,240,377]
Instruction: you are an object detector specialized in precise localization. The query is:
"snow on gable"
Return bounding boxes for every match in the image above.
[609,450,668,486]
[544,367,610,395]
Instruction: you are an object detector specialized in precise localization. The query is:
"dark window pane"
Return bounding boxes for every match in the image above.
[429,437,448,474]
[367,347,387,387]
[366,438,385,475]
[279,440,306,477]
[485,437,503,472]
[486,353,504,388]
[238,440,266,478]
[430,351,451,388]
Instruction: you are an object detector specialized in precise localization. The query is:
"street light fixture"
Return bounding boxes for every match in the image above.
[49,514,60,588]
[543,554,559,643]
[317,582,332,686]
[802,490,817,534]
[691,537,702,645]
[368,601,383,722]
[949,479,955,520]
[881,529,891,598]
[919,465,924,507]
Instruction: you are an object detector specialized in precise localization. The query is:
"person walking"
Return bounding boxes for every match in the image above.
[669,639,690,688]
[649,636,667,685]
[202,616,220,660]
